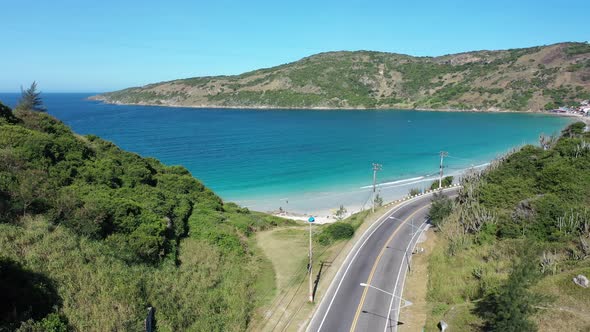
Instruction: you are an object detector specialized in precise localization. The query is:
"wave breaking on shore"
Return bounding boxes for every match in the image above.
[234,162,492,222]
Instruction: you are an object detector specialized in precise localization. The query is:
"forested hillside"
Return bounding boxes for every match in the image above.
[93,42,590,111]
[426,121,590,331]
[0,102,292,331]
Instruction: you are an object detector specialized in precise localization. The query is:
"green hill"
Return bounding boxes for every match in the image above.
[425,121,590,331]
[0,103,292,331]
[92,42,590,111]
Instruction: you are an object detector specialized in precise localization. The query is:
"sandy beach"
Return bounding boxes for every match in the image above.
[239,167,482,224]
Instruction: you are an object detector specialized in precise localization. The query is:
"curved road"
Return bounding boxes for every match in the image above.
[307,187,459,332]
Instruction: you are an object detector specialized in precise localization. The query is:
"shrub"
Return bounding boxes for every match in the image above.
[318,222,355,245]
[334,205,347,220]
[428,192,453,228]
[430,176,454,190]
[16,313,70,332]
[565,42,590,56]
[409,188,421,196]
[0,102,19,124]
[325,222,354,239]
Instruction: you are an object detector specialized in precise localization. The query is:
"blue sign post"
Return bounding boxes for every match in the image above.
[308,216,315,302]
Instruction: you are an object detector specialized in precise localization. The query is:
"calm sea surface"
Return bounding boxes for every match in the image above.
[0,93,573,214]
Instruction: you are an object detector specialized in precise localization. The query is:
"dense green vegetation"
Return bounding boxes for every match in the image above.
[208,90,327,108]
[430,175,454,190]
[427,192,453,228]
[316,209,370,245]
[1,105,211,264]
[317,222,355,245]
[0,102,293,330]
[543,85,590,110]
[426,121,590,331]
[565,43,590,56]
[94,42,590,111]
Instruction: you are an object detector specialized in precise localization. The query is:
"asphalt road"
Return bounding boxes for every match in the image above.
[307,187,459,332]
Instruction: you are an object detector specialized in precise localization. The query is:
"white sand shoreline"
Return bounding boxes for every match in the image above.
[236,167,486,223]
[270,184,462,224]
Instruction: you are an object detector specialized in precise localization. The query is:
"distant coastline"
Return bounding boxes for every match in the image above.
[89,95,590,120]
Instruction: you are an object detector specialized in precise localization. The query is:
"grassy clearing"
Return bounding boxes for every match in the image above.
[251,225,347,331]
[279,240,348,332]
[256,227,309,291]
[249,236,280,312]
[422,227,590,331]
[533,266,590,331]
[424,238,497,331]
[424,236,590,331]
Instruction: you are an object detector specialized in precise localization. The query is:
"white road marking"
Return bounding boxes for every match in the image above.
[313,197,424,331]
[309,187,459,332]
[384,220,428,332]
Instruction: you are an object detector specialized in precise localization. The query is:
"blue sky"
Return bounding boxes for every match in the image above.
[1,0,589,92]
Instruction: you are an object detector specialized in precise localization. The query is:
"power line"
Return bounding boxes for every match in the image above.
[372,163,382,213]
[360,190,374,211]
[446,154,475,162]
[278,237,350,331]
[257,241,332,331]
[269,244,334,332]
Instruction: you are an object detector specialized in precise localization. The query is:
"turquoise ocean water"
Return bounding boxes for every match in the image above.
[0,93,573,215]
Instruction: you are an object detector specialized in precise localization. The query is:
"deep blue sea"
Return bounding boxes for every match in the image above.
[0,93,573,215]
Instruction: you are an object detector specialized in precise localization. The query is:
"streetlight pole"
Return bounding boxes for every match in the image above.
[359,282,413,331]
[358,283,413,308]
[388,214,423,273]
[308,216,315,302]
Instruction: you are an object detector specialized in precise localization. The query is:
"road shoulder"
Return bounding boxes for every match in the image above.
[398,228,439,331]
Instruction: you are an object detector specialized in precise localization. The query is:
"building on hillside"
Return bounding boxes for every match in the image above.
[551,107,568,113]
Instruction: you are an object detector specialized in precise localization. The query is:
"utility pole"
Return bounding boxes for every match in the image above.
[308,216,315,302]
[372,163,382,213]
[438,151,448,189]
